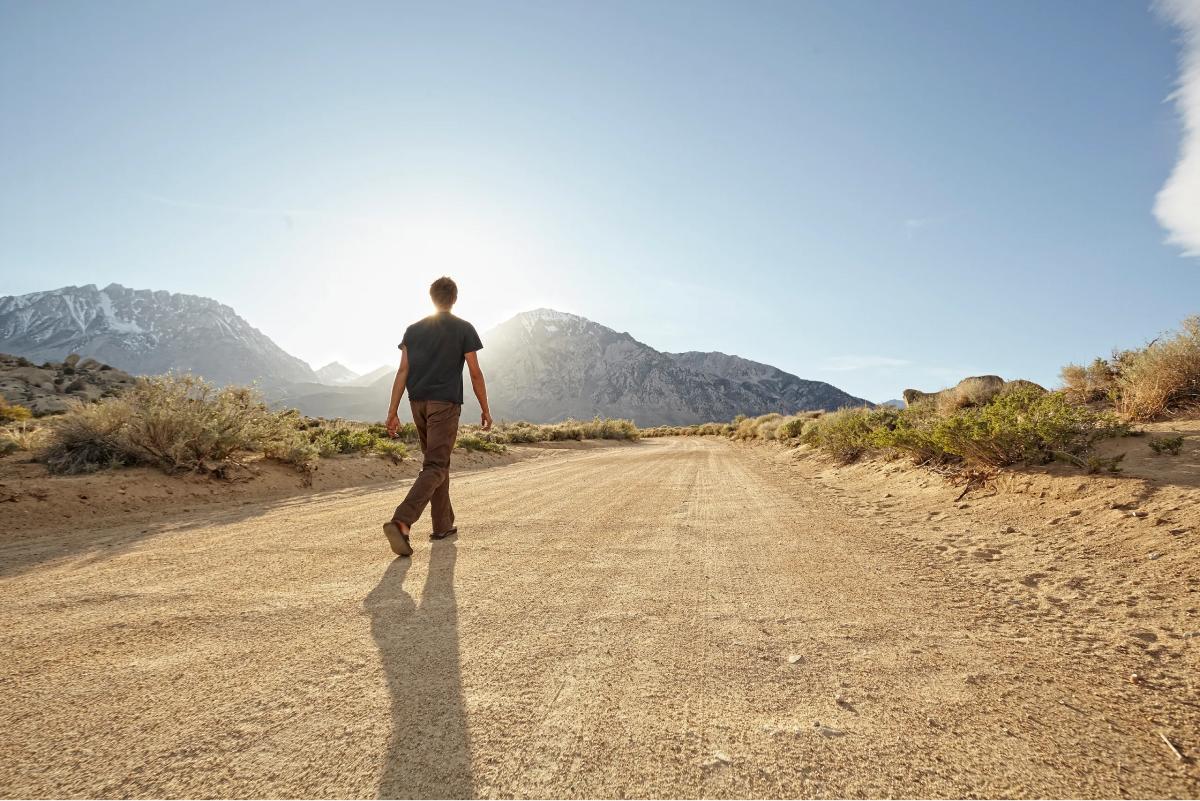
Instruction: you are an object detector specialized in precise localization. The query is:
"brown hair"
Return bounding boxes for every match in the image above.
[429,276,458,309]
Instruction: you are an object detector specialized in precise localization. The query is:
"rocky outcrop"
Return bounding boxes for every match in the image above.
[0,353,137,415]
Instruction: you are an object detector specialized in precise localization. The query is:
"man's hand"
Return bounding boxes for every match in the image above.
[481,411,493,431]
[386,412,401,438]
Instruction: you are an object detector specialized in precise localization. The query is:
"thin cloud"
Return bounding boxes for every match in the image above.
[903,216,944,239]
[1155,0,1200,256]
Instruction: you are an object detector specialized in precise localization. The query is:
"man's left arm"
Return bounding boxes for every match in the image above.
[465,351,492,431]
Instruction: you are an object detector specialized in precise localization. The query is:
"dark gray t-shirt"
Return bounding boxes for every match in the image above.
[399,312,483,404]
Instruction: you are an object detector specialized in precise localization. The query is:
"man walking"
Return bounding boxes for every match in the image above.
[383,276,492,557]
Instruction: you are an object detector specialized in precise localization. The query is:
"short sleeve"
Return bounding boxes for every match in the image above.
[399,325,410,350]
[463,323,483,354]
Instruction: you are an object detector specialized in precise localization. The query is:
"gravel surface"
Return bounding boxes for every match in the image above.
[2,437,1197,798]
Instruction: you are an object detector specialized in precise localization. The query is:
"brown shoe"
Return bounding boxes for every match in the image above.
[430,527,458,541]
[383,521,413,557]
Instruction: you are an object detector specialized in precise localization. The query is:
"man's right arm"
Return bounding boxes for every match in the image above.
[386,347,410,437]
[465,351,492,430]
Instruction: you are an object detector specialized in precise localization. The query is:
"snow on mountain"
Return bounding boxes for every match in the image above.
[314,361,360,385]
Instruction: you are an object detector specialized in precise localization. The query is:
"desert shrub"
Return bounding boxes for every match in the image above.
[733,413,781,440]
[799,407,876,462]
[580,417,640,440]
[456,434,506,453]
[775,417,808,440]
[40,375,317,475]
[792,387,1126,471]
[469,417,640,444]
[1060,357,1116,404]
[308,420,413,459]
[40,400,136,474]
[0,398,32,423]
[1113,317,1200,420]
[260,433,320,472]
[0,422,50,453]
[372,438,409,460]
[931,386,1127,467]
[115,377,295,471]
[1078,453,1126,474]
[1148,435,1184,456]
[869,404,948,464]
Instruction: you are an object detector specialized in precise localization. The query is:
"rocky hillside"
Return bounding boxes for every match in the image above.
[0,284,316,387]
[0,353,137,415]
[470,310,868,425]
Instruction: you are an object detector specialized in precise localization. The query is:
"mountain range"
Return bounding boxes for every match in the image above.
[0,285,871,425]
[0,284,315,388]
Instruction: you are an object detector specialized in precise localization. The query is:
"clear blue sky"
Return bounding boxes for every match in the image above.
[2,0,1197,401]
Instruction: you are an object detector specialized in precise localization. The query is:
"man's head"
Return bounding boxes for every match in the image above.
[429,276,458,311]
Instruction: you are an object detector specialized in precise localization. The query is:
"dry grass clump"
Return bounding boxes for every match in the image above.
[1060,358,1117,404]
[1112,317,1200,420]
[0,421,51,455]
[1060,316,1200,420]
[734,413,783,439]
[641,421,736,437]
[0,397,33,423]
[40,375,319,475]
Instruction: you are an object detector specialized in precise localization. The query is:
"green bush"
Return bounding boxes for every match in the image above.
[309,421,412,459]
[869,403,947,464]
[456,434,506,453]
[372,438,409,460]
[1148,435,1184,456]
[787,387,1127,471]
[929,386,1127,467]
[799,407,876,462]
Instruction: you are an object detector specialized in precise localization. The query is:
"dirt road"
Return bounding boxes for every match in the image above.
[2,437,1197,798]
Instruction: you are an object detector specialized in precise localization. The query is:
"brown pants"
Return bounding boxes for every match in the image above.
[393,400,461,532]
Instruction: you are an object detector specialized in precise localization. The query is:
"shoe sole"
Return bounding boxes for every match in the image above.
[382,522,413,557]
[430,527,458,541]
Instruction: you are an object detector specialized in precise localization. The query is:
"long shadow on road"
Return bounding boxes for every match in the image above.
[365,540,473,799]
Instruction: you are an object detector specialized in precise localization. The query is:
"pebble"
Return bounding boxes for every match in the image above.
[788,654,805,665]
[1148,552,1161,561]
[813,722,846,738]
